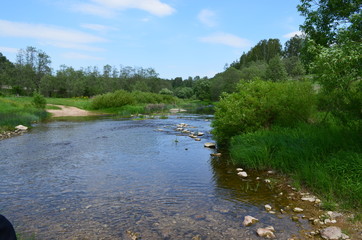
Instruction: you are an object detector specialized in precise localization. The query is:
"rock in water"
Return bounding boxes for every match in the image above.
[257,226,276,239]
[242,215,259,226]
[320,226,342,240]
[237,171,248,177]
[204,142,216,148]
[264,204,272,211]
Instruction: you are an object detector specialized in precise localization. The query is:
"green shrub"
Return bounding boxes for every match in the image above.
[230,124,362,209]
[91,90,177,110]
[32,92,46,109]
[212,79,316,145]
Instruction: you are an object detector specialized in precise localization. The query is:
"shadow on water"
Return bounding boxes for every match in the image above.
[0,114,317,239]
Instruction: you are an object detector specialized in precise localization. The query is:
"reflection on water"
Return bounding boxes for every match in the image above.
[0,115,312,239]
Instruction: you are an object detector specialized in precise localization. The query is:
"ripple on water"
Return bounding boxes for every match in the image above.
[0,116,313,239]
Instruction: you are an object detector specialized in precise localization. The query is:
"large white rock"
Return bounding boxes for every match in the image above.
[237,171,248,178]
[15,125,28,131]
[242,215,259,226]
[257,226,275,239]
[320,226,342,240]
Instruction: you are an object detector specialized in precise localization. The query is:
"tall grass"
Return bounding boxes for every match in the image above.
[0,98,49,130]
[230,124,362,209]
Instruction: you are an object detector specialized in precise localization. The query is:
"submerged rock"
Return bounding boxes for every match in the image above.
[257,226,276,239]
[210,153,222,157]
[242,215,259,226]
[320,226,343,240]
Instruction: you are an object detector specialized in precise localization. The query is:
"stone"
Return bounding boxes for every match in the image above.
[237,171,248,178]
[15,125,28,131]
[293,207,303,213]
[242,215,259,226]
[327,211,343,219]
[257,226,276,239]
[236,168,243,172]
[264,204,272,211]
[320,226,342,240]
[301,196,316,202]
[194,138,201,141]
[197,132,204,136]
[341,233,350,240]
[264,179,271,183]
[204,142,216,148]
[210,153,222,157]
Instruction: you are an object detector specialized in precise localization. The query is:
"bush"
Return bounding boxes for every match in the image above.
[230,124,362,209]
[212,79,316,145]
[91,90,178,110]
[32,92,46,109]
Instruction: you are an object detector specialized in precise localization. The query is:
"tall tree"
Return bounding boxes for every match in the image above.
[298,0,362,46]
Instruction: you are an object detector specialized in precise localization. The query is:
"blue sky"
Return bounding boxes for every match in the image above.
[0,0,304,79]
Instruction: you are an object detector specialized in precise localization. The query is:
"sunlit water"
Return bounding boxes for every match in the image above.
[0,115,313,239]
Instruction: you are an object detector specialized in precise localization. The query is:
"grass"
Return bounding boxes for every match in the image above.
[0,97,49,131]
[230,123,362,210]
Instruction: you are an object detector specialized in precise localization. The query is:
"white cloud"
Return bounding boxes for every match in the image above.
[72,3,116,18]
[0,46,18,53]
[62,52,104,60]
[199,32,251,48]
[0,20,106,44]
[283,31,303,38]
[72,0,175,17]
[80,23,118,32]
[198,9,217,27]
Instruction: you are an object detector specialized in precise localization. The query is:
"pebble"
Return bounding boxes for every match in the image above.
[320,226,343,240]
[264,204,272,211]
[293,207,304,213]
[257,226,276,239]
[242,215,259,226]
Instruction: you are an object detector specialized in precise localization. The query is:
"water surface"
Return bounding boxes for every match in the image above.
[0,115,313,239]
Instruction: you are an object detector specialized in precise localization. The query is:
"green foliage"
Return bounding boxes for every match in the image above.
[210,67,243,101]
[193,78,211,101]
[212,80,316,145]
[230,124,362,209]
[90,90,177,110]
[312,40,362,124]
[32,92,46,109]
[173,87,193,99]
[159,88,174,95]
[0,97,48,129]
[265,56,288,81]
[298,0,361,46]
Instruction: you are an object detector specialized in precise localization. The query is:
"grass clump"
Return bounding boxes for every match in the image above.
[0,97,49,130]
[230,124,362,209]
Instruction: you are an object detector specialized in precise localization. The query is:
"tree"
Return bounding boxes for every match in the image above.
[193,78,211,101]
[0,53,15,88]
[284,34,305,58]
[15,46,52,92]
[298,0,362,46]
[265,56,288,81]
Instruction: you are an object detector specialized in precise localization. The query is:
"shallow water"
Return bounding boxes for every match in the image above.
[0,115,314,239]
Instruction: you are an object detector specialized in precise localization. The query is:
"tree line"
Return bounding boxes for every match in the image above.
[1,34,308,100]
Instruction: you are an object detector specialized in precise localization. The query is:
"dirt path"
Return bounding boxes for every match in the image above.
[47,104,98,117]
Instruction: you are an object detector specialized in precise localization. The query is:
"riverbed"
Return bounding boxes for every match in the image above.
[0,115,318,239]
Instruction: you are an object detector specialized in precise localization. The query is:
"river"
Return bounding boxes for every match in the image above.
[0,115,315,239]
